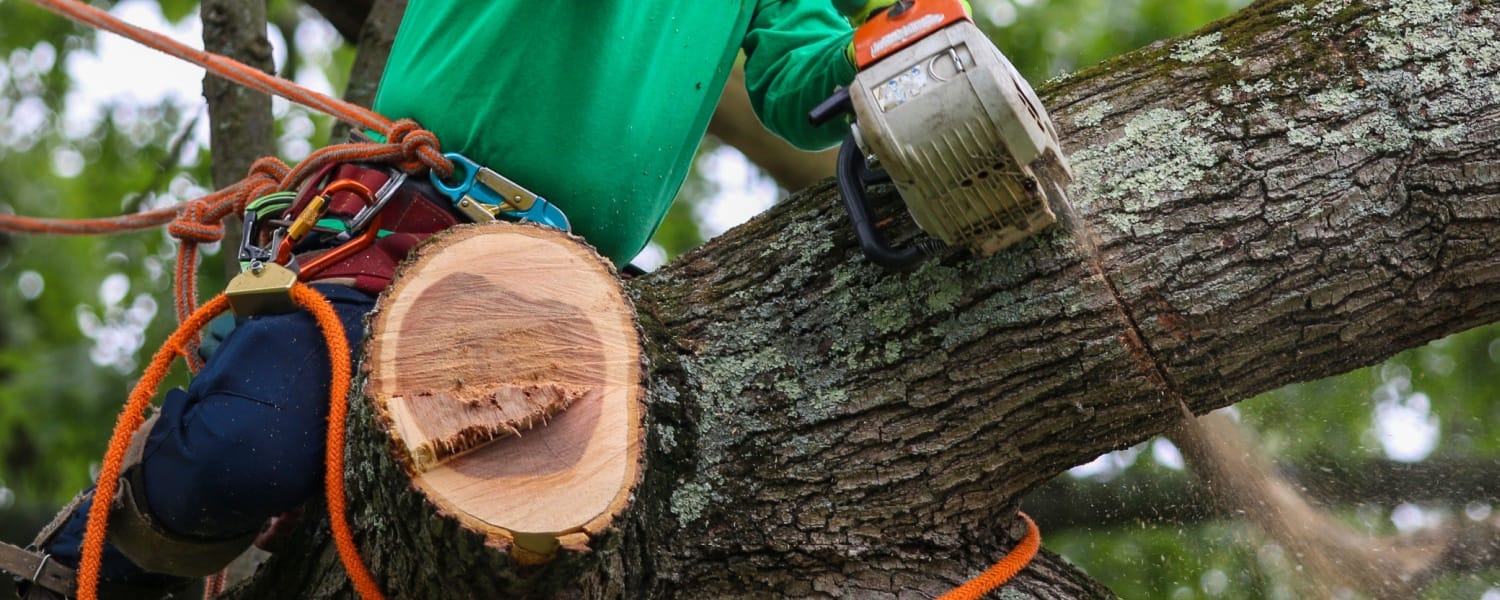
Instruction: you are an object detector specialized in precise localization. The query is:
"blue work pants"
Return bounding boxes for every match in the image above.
[43,283,376,582]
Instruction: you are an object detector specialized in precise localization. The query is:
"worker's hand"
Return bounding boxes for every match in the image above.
[841,0,973,67]
[195,313,238,362]
[836,0,972,27]
[834,0,898,27]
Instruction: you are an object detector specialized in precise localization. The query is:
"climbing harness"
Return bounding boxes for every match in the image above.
[227,156,571,316]
[1,0,1038,598]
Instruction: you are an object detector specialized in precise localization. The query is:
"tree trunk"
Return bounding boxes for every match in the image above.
[329,0,406,143]
[226,0,1500,597]
[200,0,273,275]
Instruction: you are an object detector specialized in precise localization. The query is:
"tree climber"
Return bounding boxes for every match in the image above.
[10,1,967,598]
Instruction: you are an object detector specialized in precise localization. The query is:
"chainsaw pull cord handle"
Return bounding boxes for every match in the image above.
[836,134,938,269]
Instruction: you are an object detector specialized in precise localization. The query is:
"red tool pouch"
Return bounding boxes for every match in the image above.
[283,163,462,295]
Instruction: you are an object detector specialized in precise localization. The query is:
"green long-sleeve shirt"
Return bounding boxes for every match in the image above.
[373,1,856,266]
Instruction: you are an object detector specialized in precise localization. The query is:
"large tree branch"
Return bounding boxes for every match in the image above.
[225,0,1500,597]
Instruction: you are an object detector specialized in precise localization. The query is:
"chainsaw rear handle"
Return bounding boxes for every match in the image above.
[812,88,942,269]
[835,135,943,269]
[808,88,853,127]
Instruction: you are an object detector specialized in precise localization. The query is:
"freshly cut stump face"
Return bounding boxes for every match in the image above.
[365,223,643,558]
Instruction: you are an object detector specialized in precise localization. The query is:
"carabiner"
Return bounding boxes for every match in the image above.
[429,152,571,231]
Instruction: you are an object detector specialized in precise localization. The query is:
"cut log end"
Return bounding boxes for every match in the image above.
[364,223,644,558]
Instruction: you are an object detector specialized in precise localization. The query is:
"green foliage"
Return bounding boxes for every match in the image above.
[974,0,1252,81]
[0,1,211,510]
[156,0,198,24]
[1055,323,1500,598]
[2,1,1497,598]
[1051,523,1269,599]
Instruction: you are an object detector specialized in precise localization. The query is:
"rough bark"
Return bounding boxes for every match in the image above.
[201,0,274,275]
[226,0,1500,597]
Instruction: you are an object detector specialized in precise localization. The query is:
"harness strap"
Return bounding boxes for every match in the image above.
[0,541,76,596]
[282,163,463,295]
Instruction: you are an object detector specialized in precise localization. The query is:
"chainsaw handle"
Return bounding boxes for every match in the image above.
[808,88,853,127]
[836,135,937,269]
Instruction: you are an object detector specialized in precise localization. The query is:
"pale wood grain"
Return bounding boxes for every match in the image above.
[366,223,644,553]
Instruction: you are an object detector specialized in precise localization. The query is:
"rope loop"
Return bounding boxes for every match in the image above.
[248,156,292,192]
[386,119,451,178]
[166,202,225,244]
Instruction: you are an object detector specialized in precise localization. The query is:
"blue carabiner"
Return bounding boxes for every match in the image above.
[429,153,571,231]
[429,153,484,199]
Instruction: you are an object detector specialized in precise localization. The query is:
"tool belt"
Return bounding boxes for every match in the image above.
[271,162,463,296]
[240,149,572,301]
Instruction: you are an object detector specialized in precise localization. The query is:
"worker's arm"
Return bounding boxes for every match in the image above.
[741,0,857,151]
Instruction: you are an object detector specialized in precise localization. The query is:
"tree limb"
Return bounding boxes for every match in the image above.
[225,0,1500,597]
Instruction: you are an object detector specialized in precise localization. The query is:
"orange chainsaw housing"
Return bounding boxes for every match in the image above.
[851,0,971,69]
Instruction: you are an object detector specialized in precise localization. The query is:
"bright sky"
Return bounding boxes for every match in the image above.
[61,0,339,155]
[63,1,206,129]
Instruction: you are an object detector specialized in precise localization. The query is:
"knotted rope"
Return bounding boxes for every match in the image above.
[9,0,1043,598]
[75,286,381,600]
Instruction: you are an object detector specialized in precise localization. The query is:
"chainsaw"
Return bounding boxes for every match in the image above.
[810,0,1074,268]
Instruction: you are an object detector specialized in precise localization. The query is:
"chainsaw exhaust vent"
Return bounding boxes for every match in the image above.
[847,19,1074,257]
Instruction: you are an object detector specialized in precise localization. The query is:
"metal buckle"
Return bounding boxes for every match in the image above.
[228,169,394,315]
[342,169,408,241]
[237,191,297,270]
[30,553,51,584]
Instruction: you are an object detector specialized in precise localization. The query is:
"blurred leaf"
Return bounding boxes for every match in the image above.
[156,0,198,24]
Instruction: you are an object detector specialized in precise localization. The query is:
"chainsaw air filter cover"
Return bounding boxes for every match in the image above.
[847,18,1075,256]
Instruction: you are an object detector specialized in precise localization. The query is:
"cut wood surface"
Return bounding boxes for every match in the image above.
[364,223,644,555]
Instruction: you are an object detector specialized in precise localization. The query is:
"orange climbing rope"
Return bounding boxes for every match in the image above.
[73,285,382,600]
[300,283,387,600]
[4,1,443,598]
[9,1,1043,598]
[937,512,1041,600]
[20,0,387,133]
[77,293,228,600]
[8,0,453,342]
